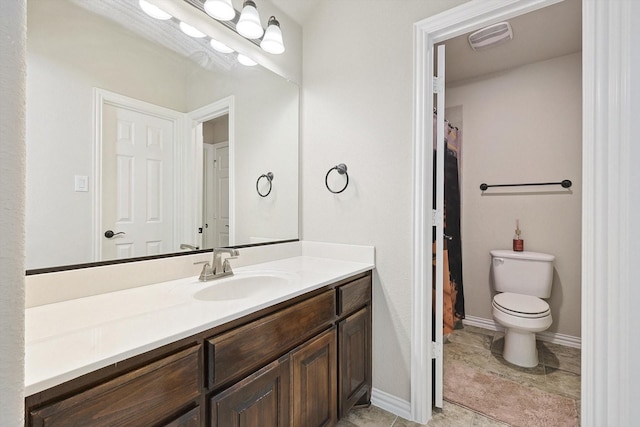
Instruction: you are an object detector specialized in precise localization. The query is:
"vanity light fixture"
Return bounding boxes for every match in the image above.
[203,0,235,21]
[210,38,234,53]
[179,21,207,38]
[236,0,264,39]
[237,53,257,66]
[139,0,172,20]
[260,16,284,54]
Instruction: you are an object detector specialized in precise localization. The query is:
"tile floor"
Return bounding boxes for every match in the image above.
[336,325,581,427]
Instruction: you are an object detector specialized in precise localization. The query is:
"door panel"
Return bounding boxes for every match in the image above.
[102,104,175,260]
[433,44,446,409]
[210,357,290,427]
[291,328,337,427]
[202,141,229,248]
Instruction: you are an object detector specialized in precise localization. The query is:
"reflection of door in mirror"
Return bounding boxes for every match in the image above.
[203,142,230,248]
[201,116,230,249]
[101,103,175,261]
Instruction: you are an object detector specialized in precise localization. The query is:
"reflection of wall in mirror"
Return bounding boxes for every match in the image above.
[26,0,195,269]
[186,65,299,246]
[25,0,299,270]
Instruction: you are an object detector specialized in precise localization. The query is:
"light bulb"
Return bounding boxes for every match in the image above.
[179,21,206,38]
[237,54,257,66]
[210,39,234,54]
[236,0,264,39]
[204,0,235,21]
[260,16,284,54]
[139,0,172,20]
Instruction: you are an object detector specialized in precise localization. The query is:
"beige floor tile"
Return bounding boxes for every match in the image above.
[444,342,491,371]
[542,368,581,399]
[484,353,547,389]
[447,327,494,350]
[392,416,428,427]
[336,419,362,427]
[337,326,580,427]
[490,333,504,355]
[470,413,512,426]
[539,341,581,375]
[427,401,475,427]
[339,405,397,427]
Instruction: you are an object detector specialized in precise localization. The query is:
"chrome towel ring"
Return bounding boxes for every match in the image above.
[256,172,274,197]
[325,163,349,194]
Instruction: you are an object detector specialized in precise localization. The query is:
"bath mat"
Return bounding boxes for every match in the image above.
[443,361,578,427]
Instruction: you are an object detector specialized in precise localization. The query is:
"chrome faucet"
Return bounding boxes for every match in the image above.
[199,248,240,281]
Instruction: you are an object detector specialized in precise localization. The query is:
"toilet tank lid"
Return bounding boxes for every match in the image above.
[490,250,555,262]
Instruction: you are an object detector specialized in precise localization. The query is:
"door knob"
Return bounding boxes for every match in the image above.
[104,230,125,238]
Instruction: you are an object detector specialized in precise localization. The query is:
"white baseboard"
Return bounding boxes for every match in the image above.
[371,388,412,421]
[462,315,581,349]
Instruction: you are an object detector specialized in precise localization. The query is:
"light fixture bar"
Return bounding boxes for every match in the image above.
[182,0,263,48]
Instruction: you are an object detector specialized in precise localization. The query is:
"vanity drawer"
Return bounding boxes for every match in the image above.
[207,289,335,389]
[29,345,200,427]
[337,275,372,317]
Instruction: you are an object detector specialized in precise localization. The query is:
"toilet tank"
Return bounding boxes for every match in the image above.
[490,250,555,298]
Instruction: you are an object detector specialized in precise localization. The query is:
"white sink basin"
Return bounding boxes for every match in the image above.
[193,272,296,301]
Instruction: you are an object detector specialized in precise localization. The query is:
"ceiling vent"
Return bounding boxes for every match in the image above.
[468,22,513,51]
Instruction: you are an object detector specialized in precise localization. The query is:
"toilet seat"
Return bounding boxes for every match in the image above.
[493,292,550,319]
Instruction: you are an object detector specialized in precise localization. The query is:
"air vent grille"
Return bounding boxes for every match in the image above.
[468,22,513,51]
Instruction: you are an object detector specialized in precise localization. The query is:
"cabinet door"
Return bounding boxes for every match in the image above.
[338,307,371,418]
[290,327,337,427]
[210,357,290,427]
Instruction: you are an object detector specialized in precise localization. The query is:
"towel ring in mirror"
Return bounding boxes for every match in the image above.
[256,172,274,197]
[325,163,349,194]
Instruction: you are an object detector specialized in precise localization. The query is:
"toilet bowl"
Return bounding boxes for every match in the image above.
[490,250,555,368]
[492,292,552,367]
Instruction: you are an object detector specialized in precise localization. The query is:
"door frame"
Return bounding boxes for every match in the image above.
[411,0,632,425]
[187,96,235,247]
[92,88,184,262]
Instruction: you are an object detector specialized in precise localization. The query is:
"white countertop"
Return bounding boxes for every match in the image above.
[25,256,374,396]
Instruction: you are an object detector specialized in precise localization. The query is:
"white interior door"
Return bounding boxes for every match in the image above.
[433,44,446,409]
[101,104,175,260]
[203,141,229,248]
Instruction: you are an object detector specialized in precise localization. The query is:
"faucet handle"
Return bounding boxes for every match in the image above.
[222,259,233,273]
[198,262,215,281]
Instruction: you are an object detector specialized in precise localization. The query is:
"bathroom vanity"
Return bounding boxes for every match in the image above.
[24,256,373,427]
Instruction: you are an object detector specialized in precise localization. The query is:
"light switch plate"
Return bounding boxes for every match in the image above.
[74,175,89,192]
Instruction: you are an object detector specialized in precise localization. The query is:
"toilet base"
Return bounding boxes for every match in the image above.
[502,328,539,368]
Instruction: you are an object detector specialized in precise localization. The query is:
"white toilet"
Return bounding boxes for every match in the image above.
[490,249,555,368]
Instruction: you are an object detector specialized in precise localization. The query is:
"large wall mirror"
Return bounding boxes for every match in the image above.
[25,0,299,272]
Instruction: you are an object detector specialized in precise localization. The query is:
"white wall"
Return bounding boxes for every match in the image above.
[301,0,468,402]
[627,0,640,421]
[26,0,192,269]
[0,0,26,424]
[187,67,299,244]
[447,53,582,337]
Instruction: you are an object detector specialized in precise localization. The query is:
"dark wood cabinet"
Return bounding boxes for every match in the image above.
[206,290,335,391]
[338,307,372,418]
[210,357,290,427]
[28,345,200,427]
[164,406,201,427]
[290,327,338,427]
[25,271,372,427]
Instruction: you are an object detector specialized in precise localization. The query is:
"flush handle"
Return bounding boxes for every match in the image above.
[493,257,504,265]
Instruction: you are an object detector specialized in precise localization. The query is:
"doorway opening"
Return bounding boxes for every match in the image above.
[201,115,230,249]
[411,0,626,425]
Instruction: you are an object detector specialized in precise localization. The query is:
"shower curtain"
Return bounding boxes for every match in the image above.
[433,114,465,335]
